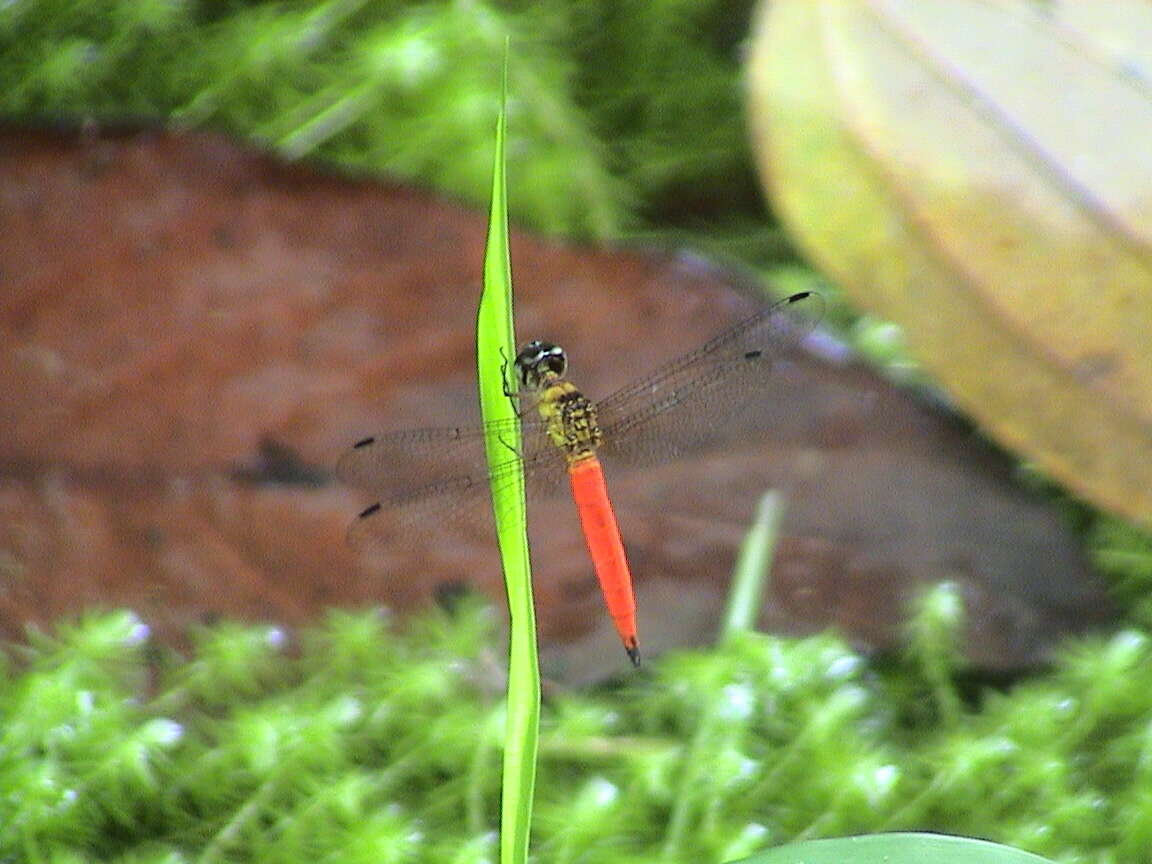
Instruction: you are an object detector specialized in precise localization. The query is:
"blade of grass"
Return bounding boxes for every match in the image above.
[476,52,539,864]
[663,493,784,858]
[720,490,784,641]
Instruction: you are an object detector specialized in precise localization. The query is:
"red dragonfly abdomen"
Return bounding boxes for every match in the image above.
[567,455,639,666]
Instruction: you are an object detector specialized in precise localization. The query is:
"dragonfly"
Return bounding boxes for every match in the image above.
[337,290,822,667]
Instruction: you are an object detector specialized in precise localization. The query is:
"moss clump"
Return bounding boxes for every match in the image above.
[4,594,1152,863]
[0,0,774,241]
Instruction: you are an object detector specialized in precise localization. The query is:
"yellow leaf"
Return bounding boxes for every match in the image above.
[747,0,1152,527]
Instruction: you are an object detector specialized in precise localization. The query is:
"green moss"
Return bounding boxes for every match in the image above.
[2,597,1152,862]
[0,0,782,242]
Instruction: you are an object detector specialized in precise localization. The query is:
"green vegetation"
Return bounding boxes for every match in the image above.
[8,595,1152,862]
[476,66,539,864]
[0,0,771,242]
[742,833,1056,864]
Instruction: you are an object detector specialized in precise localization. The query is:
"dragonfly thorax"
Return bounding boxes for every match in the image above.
[515,340,567,391]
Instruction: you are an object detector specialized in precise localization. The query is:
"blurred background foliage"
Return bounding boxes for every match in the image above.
[0,0,782,244]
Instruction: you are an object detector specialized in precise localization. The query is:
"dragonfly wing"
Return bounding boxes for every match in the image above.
[338,417,568,554]
[338,425,491,506]
[595,291,823,468]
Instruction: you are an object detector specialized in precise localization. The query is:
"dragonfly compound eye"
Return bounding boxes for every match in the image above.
[515,340,567,389]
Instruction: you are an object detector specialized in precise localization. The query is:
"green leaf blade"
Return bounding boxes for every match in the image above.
[476,53,539,864]
[734,833,1057,864]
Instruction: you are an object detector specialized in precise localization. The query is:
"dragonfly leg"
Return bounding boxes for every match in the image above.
[498,347,531,417]
[499,348,515,396]
[495,429,522,458]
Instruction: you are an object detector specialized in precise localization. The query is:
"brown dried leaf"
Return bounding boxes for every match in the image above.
[0,125,1112,680]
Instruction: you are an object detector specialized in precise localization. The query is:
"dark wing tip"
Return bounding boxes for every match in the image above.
[625,639,641,667]
[358,502,382,518]
[786,290,813,303]
[353,436,376,449]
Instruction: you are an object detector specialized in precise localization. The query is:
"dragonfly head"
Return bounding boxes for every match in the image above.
[514,340,567,390]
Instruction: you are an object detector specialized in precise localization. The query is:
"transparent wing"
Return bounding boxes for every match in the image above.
[336,414,567,551]
[337,416,526,504]
[337,290,822,550]
[595,291,823,466]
